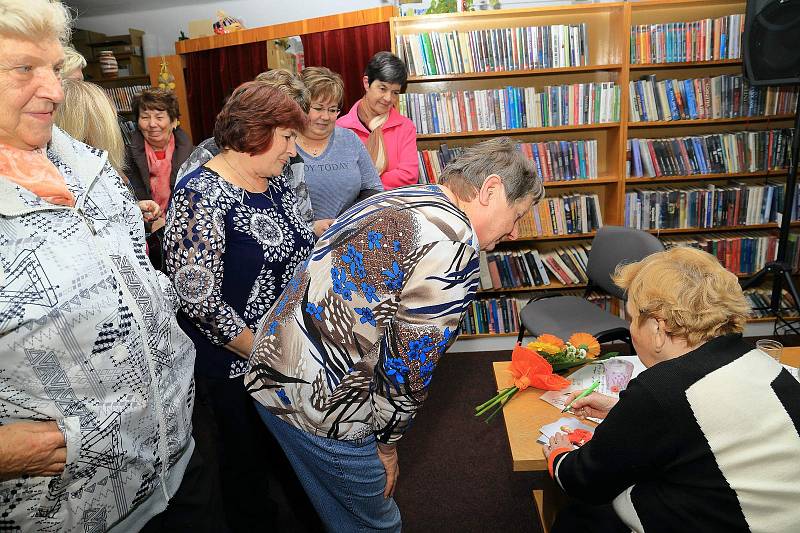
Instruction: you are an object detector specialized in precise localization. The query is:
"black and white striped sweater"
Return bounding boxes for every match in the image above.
[552,334,800,533]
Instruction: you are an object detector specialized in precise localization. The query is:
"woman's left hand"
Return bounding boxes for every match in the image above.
[542,432,572,460]
[138,200,161,222]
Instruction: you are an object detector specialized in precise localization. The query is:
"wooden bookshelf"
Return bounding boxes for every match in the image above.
[392,0,799,338]
[477,282,587,294]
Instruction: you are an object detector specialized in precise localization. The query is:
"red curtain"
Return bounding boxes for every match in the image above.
[301,22,392,114]
[184,41,269,142]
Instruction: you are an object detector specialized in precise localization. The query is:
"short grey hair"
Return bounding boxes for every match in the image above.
[365,51,407,88]
[438,137,544,204]
[255,68,310,113]
[0,0,72,43]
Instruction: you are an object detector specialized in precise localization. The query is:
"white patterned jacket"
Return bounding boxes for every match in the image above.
[0,127,196,532]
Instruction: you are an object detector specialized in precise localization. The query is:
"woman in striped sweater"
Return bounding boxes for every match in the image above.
[544,246,800,533]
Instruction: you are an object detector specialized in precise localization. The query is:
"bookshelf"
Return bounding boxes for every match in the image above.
[390,0,798,339]
[92,75,152,119]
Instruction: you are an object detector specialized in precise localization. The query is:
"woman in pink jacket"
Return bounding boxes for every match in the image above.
[337,52,419,189]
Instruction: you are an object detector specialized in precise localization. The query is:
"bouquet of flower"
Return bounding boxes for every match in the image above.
[527,332,616,372]
[475,343,571,423]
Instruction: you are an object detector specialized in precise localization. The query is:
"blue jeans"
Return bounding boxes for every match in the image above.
[255,402,401,533]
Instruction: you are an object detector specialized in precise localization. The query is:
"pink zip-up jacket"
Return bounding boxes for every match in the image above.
[337,99,419,189]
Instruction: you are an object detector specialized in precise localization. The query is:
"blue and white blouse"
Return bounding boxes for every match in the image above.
[164,167,315,378]
[245,185,480,443]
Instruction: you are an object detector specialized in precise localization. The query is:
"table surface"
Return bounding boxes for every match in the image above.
[493,346,800,472]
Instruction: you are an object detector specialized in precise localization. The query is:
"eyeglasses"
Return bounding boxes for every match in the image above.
[310,105,341,116]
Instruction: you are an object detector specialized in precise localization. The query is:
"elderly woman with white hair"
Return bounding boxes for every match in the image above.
[245,136,544,532]
[543,246,800,533]
[0,1,223,531]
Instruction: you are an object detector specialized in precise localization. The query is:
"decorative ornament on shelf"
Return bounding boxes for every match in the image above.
[97,50,118,78]
[213,10,244,35]
[475,342,571,423]
[157,56,176,91]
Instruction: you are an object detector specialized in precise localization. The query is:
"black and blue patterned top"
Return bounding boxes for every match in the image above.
[164,166,315,378]
[245,185,480,443]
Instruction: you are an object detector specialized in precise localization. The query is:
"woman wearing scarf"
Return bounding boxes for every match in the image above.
[125,88,194,267]
[337,51,419,190]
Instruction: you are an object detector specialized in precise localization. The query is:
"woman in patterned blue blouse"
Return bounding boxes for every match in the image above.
[245,137,545,532]
[164,82,315,531]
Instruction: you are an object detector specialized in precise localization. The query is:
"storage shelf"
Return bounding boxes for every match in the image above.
[513,231,597,243]
[628,114,795,128]
[457,332,519,340]
[629,59,742,70]
[407,64,623,83]
[417,123,619,140]
[645,222,800,236]
[543,176,618,188]
[477,282,587,294]
[625,170,788,184]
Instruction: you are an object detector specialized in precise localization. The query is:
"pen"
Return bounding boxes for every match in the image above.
[562,379,601,413]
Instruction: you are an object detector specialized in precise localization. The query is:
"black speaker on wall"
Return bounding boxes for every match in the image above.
[743,0,800,86]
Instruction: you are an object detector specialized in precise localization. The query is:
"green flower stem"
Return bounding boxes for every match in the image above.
[484,389,518,423]
[474,386,515,412]
[475,386,517,417]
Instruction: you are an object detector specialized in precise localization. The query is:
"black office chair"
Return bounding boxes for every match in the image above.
[516,226,665,349]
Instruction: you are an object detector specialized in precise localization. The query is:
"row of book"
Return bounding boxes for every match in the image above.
[416,139,599,185]
[623,182,800,230]
[745,288,798,319]
[460,297,524,335]
[395,24,589,77]
[662,233,788,276]
[627,129,793,178]
[479,244,592,291]
[629,74,798,123]
[518,193,603,239]
[102,84,149,113]
[398,82,620,135]
[630,14,744,64]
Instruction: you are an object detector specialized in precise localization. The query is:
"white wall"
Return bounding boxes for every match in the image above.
[74,0,387,57]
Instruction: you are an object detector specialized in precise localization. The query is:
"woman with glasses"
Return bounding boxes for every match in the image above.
[297,66,384,236]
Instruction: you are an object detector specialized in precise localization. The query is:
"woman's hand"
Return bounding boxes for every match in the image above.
[313,219,334,237]
[377,442,399,499]
[138,200,162,223]
[565,391,618,420]
[542,432,571,461]
[0,421,67,481]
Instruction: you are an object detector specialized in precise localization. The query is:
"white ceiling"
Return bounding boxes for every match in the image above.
[64,0,202,17]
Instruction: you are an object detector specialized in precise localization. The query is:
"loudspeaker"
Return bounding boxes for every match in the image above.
[744,0,800,85]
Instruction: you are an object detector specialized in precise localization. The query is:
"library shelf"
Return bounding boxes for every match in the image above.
[406,64,624,83]
[625,171,788,184]
[628,114,795,128]
[543,176,619,188]
[416,123,620,140]
[629,59,742,70]
[646,222,800,237]
[477,282,588,295]
[512,231,597,244]
[458,332,519,340]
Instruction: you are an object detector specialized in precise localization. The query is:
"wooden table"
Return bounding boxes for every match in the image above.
[494,346,800,472]
[493,346,800,532]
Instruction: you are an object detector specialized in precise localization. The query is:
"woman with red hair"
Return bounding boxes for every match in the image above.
[163,82,315,531]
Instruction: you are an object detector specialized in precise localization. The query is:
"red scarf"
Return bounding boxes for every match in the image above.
[0,142,75,206]
[144,132,175,214]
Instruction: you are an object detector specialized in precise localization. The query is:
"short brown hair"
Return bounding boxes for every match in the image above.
[214,81,307,155]
[254,68,310,112]
[300,66,344,107]
[613,246,750,346]
[132,88,180,122]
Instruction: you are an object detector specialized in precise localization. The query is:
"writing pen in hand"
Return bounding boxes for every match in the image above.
[562,379,601,413]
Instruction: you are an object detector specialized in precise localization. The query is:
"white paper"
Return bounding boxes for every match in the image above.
[539,356,648,417]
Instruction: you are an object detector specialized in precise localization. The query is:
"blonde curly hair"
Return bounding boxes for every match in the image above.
[613,246,750,346]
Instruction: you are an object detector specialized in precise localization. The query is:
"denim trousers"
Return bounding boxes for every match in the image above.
[255,402,402,533]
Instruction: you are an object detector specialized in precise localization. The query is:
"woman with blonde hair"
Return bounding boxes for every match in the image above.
[61,44,86,80]
[297,66,383,236]
[543,246,800,533]
[54,78,161,223]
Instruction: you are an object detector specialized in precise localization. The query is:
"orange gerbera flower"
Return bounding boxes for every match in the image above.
[535,333,565,349]
[527,341,561,355]
[568,332,601,358]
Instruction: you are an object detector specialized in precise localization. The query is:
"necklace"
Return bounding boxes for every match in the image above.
[221,153,276,204]
[298,136,328,157]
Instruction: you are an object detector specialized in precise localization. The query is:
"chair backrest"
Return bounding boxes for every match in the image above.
[586,226,665,300]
